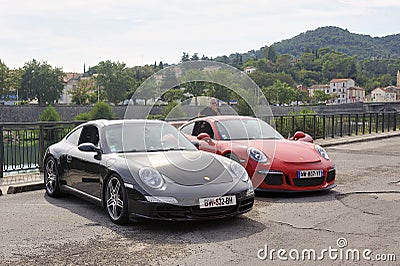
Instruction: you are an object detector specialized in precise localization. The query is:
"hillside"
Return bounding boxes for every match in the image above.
[272,26,400,59]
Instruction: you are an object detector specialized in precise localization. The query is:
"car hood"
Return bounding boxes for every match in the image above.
[118,150,234,186]
[230,139,321,163]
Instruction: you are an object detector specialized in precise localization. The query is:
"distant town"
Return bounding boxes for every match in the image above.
[1,66,399,107]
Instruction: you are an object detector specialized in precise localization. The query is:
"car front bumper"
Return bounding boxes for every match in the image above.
[126,191,254,221]
[250,166,336,192]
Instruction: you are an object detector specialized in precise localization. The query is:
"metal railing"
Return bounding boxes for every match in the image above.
[1,112,399,178]
[0,121,81,178]
[265,112,399,139]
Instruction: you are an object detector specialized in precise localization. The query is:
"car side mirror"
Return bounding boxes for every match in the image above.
[290,131,314,143]
[292,131,306,140]
[78,142,100,152]
[78,143,102,159]
[197,133,211,141]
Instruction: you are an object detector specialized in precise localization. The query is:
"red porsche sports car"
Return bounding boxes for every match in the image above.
[179,116,336,192]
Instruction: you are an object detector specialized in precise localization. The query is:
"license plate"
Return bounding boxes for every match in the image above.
[297,170,324,178]
[199,195,236,209]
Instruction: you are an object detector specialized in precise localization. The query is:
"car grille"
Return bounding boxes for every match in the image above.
[238,197,254,213]
[192,205,237,217]
[326,169,336,182]
[293,177,324,187]
[263,171,284,185]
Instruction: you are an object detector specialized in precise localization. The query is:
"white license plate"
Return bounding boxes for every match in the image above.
[199,195,236,209]
[297,170,324,178]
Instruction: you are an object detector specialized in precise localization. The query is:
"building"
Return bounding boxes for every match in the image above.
[244,66,256,74]
[329,78,356,104]
[59,72,83,104]
[308,84,330,98]
[371,87,397,102]
[347,87,365,103]
[397,70,400,87]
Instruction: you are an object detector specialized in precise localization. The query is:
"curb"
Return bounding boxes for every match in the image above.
[316,131,400,147]
[6,182,44,194]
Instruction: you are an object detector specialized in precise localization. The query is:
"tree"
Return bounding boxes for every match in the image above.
[162,88,185,103]
[6,68,23,101]
[267,46,278,62]
[181,52,190,62]
[69,77,96,104]
[96,60,135,105]
[190,53,200,61]
[40,105,61,121]
[74,112,91,121]
[294,89,309,105]
[90,101,115,119]
[163,101,186,119]
[312,90,331,103]
[262,80,295,105]
[20,59,64,105]
[0,60,11,99]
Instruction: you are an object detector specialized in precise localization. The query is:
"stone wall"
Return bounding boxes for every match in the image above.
[0,102,399,122]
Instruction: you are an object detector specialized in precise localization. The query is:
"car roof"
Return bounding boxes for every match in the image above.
[81,119,168,128]
[191,115,258,123]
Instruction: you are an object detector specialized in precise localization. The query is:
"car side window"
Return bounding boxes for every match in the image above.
[78,125,100,146]
[181,122,195,136]
[65,127,83,146]
[192,121,214,139]
[215,122,230,140]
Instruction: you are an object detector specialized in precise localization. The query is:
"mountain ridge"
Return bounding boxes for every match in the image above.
[271,26,400,59]
[216,26,400,63]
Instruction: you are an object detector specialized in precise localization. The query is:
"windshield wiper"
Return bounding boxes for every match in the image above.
[147,147,187,152]
[116,149,146,153]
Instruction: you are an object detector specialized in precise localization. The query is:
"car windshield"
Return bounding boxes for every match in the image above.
[215,118,283,140]
[104,122,197,153]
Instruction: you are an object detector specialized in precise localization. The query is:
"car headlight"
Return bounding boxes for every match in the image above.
[247,147,268,163]
[315,145,330,160]
[230,161,249,182]
[139,167,165,189]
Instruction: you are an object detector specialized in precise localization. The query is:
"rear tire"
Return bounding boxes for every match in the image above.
[44,156,62,197]
[104,174,129,225]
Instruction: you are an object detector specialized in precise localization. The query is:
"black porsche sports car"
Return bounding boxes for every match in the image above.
[44,119,254,224]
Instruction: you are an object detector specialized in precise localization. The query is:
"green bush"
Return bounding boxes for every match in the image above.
[90,102,115,119]
[163,102,186,120]
[74,112,91,121]
[147,114,165,120]
[73,102,115,121]
[40,105,61,121]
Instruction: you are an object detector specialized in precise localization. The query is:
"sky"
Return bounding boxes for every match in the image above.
[1,0,400,72]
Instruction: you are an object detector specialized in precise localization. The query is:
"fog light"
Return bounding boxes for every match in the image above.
[145,196,178,204]
[246,182,254,197]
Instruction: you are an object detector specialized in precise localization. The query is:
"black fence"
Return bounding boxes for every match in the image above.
[1,112,399,178]
[265,112,399,139]
[0,121,81,178]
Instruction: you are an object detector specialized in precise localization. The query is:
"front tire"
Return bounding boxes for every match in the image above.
[104,174,129,225]
[44,156,62,197]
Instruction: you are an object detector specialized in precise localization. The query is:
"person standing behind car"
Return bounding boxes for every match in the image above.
[198,98,221,117]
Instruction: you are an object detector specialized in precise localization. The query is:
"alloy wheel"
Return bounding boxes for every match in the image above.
[106,176,125,221]
[45,158,57,194]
